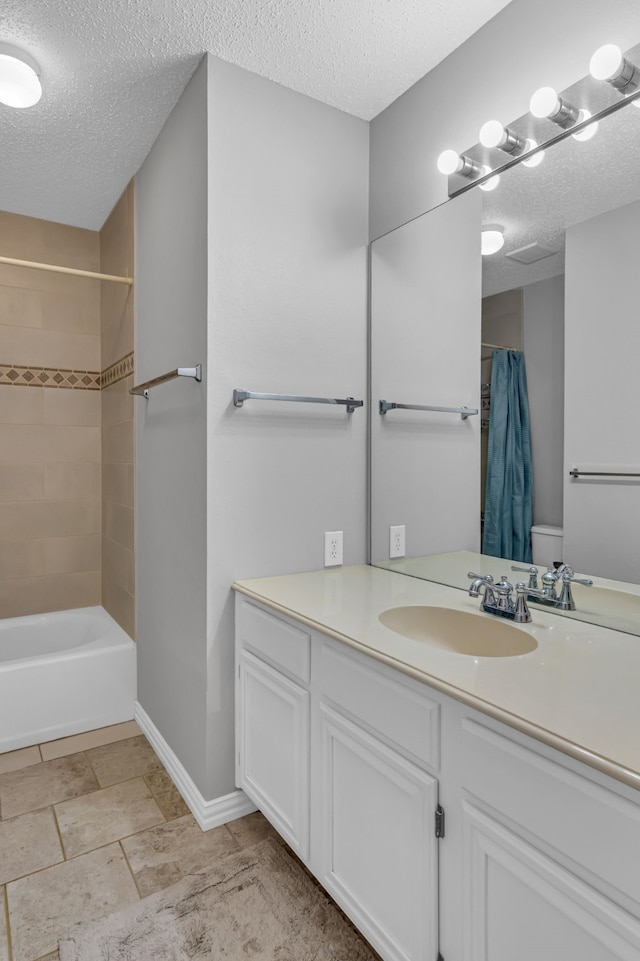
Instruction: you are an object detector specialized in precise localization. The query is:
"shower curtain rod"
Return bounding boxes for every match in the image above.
[481,342,519,351]
[0,255,133,286]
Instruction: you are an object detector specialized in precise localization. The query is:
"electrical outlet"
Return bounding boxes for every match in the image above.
[389,524,405,559]
[324,531,343,567]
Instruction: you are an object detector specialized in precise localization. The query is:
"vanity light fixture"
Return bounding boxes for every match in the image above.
[481,225,504,256]
[590,43,640,108]
[479,120,527,155]
[0,44,42,108]
[529,86,579,128]
[436,149,481,178]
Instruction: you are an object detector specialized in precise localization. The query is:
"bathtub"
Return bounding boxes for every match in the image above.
[0,606,136,754]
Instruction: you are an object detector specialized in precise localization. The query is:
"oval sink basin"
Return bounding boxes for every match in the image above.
[378,606,538,657]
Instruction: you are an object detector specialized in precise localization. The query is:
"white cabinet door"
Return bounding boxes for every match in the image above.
[462,801,640,961]
[318,703,439,961]
[237,649,310,859]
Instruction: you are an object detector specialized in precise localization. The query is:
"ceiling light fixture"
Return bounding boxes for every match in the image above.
[529,86,580,128]
[436,149,481,178]
[481,226,504,256]
[0,43,42,108]
[479,120,527,155]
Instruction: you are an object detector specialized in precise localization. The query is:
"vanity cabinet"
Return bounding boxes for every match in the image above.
[316,640,440,961]
[458,717,640,961]
[235,594,441,961]
[235,598,311,859]
[235,590,640,961]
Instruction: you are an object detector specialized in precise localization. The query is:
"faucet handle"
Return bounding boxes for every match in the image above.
[513,583,533,622]
[468,572,494,582]
[511,565,539,590]
[561,570,593,587]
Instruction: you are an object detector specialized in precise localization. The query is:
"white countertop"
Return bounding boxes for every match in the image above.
[234,564,640,792]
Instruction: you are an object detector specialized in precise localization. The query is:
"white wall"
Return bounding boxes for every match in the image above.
[370,0,640,239]
[136,55,369,801]
[135,58,209,791]
[523,275,564,528]
[564,200,640,581]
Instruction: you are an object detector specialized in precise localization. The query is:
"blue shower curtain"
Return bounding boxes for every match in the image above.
[482,349,533,563]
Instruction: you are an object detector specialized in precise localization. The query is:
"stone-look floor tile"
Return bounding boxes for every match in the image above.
[0,809,63,884]
[40,721,141,761]
[226,810,280,850]
[0,754,98,820]
[121,813,240,897]
[85,735,162,788]
[0,886,8,961]
[55,778,165,859]
[0,746,42,777]
[7,843,139,961]
[35,954,59,960]
[144,770,190,821]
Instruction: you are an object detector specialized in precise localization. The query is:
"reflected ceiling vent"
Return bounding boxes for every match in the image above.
[505,242,557,264]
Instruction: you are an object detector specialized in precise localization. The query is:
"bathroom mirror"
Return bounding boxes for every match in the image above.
[370,65,640,637]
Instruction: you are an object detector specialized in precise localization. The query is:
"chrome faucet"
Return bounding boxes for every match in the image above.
[511,564,593,611]
[468,572,534,623]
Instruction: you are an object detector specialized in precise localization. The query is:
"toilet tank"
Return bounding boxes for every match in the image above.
[531,525,564,569]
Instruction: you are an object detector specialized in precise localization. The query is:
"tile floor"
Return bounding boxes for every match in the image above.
[0,722,279,961]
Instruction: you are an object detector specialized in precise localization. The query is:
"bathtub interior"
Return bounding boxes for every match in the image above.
[0,606,137,754]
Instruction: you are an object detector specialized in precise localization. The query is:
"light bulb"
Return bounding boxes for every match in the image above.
[436,149,480,178]
[589,42,640,96]
[572,109,599,142]
[522,139,545,168]
[437,149,462,175]
[589,43,624,81]
[479,119,526,155]
[529,85,579,128]
[0,48,41,108]
[478,165,500,192]
[481,227,504,256]
[479,120,506,148]
[529,86,561,119]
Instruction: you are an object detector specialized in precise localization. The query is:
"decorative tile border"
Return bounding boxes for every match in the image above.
[101,352,134,390]
[0,364,101,389]
[0,352,134,391]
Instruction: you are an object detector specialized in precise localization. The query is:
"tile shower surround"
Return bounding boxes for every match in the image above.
[0,194,135,631]
[0,723,379,961]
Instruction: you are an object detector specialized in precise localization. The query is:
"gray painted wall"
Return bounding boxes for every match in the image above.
[523,275,565,528]
[370,0,640,240]
[135,58,209,791]
[204,57,369,798]
[136,54,369,800]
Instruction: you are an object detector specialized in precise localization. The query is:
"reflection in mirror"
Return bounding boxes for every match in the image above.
[370,68,640,637]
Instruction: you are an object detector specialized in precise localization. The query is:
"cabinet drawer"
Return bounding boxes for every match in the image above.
[319,641,440,771]
[461,718,640,903]
[236,597,311,684]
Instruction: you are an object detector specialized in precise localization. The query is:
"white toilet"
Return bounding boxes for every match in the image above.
[531,525,564,570]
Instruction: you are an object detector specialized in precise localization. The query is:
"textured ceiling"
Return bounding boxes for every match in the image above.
[1,0,513,229]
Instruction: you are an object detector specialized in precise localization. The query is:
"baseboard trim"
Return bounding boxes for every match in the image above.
[134,701,256,832]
